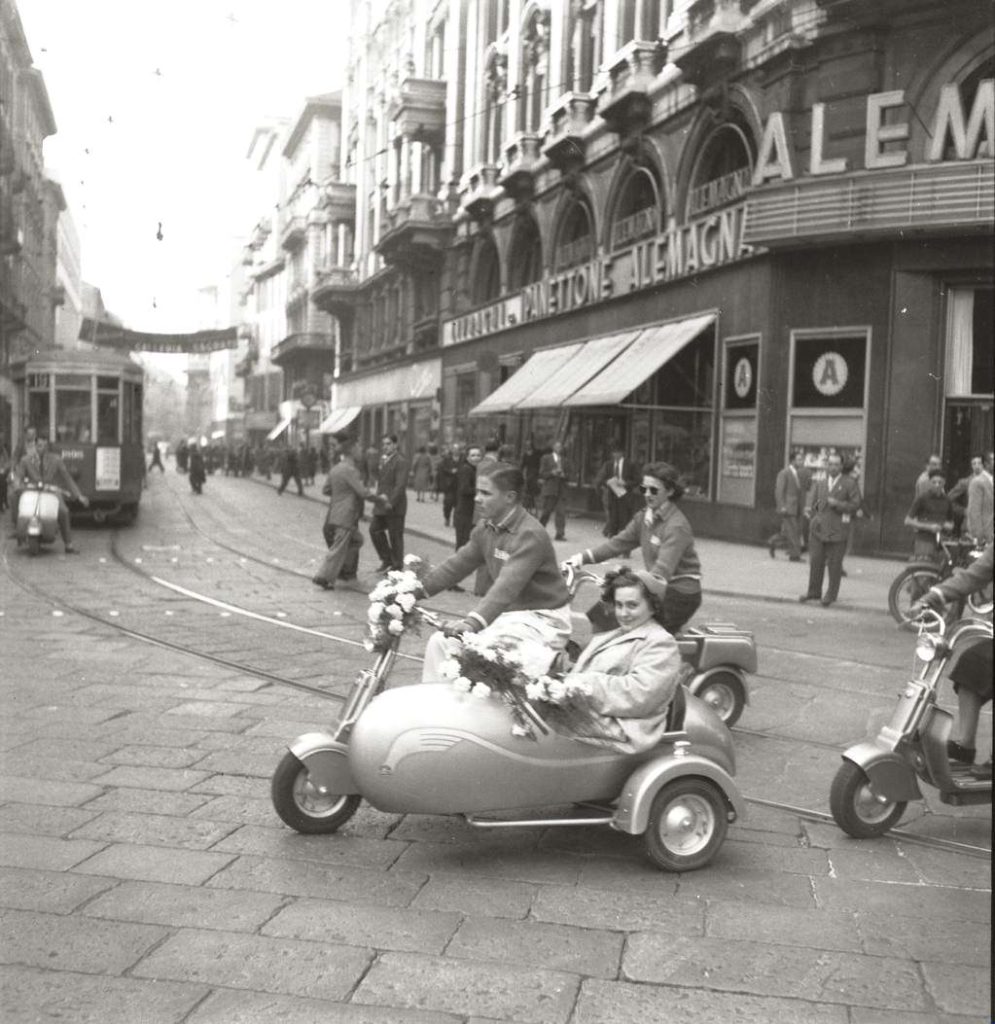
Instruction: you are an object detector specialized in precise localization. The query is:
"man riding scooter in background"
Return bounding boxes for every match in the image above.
[919,540,994,780]
[14,436,89,554]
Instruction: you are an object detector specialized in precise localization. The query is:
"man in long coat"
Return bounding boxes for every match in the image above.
[313,438,370,590]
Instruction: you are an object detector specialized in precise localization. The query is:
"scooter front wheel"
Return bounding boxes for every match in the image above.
[644,778,729,872]
[829,760,906,838]
[271,751,361,834]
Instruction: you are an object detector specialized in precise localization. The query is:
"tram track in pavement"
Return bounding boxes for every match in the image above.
[3,538,989,861]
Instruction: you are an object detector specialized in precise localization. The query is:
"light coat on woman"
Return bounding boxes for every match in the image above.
[567,619,682,753]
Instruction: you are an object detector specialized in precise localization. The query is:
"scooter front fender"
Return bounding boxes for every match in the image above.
[840,742,923,803]
[288,733,358,795]
[614,754,746,835]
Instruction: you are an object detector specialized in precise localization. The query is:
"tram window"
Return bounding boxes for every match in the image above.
[97,376,118,390]
[97,392,120,443]
[132,383,143,440]
[56,374,91,389]
[28,391,50,434]
[55,389,92,442]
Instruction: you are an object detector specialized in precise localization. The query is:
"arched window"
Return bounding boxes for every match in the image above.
[519,10,550,133]
[617,0,661,47]
[554,199,595,270]
[471,235,502,306]
[687,119,755,218]
[567,0,602,94]
[609,167,661,251]
[507,215,543,289]
[482,51,507,164]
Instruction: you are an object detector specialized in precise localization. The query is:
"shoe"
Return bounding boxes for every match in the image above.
[840,569,848,578]
[969,759,992,780]
[338,573,357,582]
[448,584,465,593]
[799,594,819,603]
[311,577,333,591]
[555,534,566,541]
[947,740,977,765]
[820,598,834,607]
[64,545,80,555]
[789,556,803,562]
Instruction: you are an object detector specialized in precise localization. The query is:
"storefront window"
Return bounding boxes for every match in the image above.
[687,121,754,219]
[944,286,994,479]
[719,337,759,506]
[577,413,626,486]
[652,410,712,497]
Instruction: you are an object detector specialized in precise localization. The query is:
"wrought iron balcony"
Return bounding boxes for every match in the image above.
[311,265,362,318]
[543,93,597,173]
[376,193,453,267]
[460,163,504,223]
[598,41,667,136]
[387,77,447,144]
[499,133,543,201]
[743,161,995,249]
[270,331,334,366]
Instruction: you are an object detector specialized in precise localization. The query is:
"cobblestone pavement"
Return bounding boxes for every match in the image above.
[0,463,989,1023]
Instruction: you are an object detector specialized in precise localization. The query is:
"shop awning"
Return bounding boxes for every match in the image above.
[513,329,639,410]
[319,405,362,435]
[469,343,585,416]
[564,313,717,407]
[266,417,292,441]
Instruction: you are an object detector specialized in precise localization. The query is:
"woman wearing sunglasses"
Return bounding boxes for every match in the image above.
[564,462,702,634]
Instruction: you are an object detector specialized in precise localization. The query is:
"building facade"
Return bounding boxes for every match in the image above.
[327,0,993,555]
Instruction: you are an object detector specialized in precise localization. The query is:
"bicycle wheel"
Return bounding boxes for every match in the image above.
[888,564,940,625]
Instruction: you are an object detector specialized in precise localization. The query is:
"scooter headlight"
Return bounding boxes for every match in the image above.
[915,636,938,662]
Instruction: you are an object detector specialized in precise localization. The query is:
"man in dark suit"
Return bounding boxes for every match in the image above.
[593,444,641,537]
[369,433,410,572]
[538,440,571,540]
[768,450,809,561]
[799,452,862,607]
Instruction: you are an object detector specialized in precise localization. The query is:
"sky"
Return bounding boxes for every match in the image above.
[18,0,349,333]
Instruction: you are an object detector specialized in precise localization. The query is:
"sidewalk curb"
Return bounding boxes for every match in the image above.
[244,473,891,616]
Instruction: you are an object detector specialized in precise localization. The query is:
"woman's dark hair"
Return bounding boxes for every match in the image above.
[482,461,524,495]
[601,565,666,618]
[642,461,685,500]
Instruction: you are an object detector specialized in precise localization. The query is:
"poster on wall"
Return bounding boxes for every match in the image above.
[724,340,759,410]
[95,446,121,491]
[792,334,867,408]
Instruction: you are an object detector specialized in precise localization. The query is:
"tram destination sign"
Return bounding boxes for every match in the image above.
[443,203,752,346]
[80,318,238,354]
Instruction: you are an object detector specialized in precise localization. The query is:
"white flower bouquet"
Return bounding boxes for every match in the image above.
[364,554,428,653]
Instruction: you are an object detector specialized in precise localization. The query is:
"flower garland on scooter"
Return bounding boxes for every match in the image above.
[365,555,428,653]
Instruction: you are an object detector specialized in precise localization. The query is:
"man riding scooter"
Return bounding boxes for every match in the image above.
[14,436,89,554]
[919,540,993,780]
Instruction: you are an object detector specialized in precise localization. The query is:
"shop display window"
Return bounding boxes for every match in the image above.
[719,337,759,506]
[651,410,712,497]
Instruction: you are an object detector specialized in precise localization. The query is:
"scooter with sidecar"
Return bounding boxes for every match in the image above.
[829,609,993,838]
[563,565,757,726]
[15,483,61,556]
[272,608,745,872]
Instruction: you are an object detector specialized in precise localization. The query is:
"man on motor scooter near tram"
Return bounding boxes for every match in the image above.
[13,436,89,553]
[416,462,573,681]
[563,462,702,635]
[917,540,994,780]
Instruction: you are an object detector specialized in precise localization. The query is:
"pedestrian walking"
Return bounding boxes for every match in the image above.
[188,445,206,495]
[412,445,433,502]
[521,439,541,513]
[904,468,954,560]
[799,452,862,607]
[593,443,640,537]
[148,441,165,473]
[538,440,571,540]
[369,433,410,571]
[176,439,189,473]
[428,444,442,501]
[768,450,809,561]
[437,443,459,526]
[276,446,304,496]
[312,438,372,590]
[965,453,994,545]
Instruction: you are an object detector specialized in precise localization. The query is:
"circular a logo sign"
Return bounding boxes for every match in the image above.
[733,357,753,399]
[812,352,848,397]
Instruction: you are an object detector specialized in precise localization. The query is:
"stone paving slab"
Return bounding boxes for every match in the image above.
[529,883,700,934]
[0,965,208,1024]
[68,810,238,850]
[131,927,374,1001]
[919,961,994,1016]
[212,824,405,869]
[813,876,992,923]
[854,909,991,966]
[409,873,537,919]
[352,950,580,1024]
[0,832,106,871]
[704,898,863,952]
[262,897,461,954]
[0,801,99,837]
[72,841,235,885]
[0,865,116,913]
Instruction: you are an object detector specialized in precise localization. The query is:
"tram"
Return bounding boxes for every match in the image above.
[10,349,145,524]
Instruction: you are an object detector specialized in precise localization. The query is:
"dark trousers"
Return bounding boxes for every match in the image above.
[370,513,405,569]
[769,513,803,559]
[317,522,361,583]
[806,534,846,601]
[539,492,567,537]
[277,471,302,495]
[453,509,473,549]
[442,491,456,526]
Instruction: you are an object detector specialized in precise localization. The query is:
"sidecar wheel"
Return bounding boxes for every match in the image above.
[644,778,728,872]
[271,752,361,834]
[829,761,906,838]
[693,672,746,727]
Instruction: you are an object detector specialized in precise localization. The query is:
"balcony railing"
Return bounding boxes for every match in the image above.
[388,77,448,143]
[598,41,666,135]
[499,133,543,200]
[376,193,453,267]
[671,0,745,84]
[743,160,995,248]
[311,265,362,318]
[270,332,334,366]
[544,93,598,173]
[460,163,503,223]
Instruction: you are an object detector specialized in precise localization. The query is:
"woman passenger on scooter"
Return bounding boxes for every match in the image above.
[562,566,683,753]
[564,463,702,634]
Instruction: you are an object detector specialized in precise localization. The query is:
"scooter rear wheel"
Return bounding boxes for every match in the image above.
[271,751,361,834]
[644,778,729,872]
[692,672,746,727]
[829,760,907,838]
